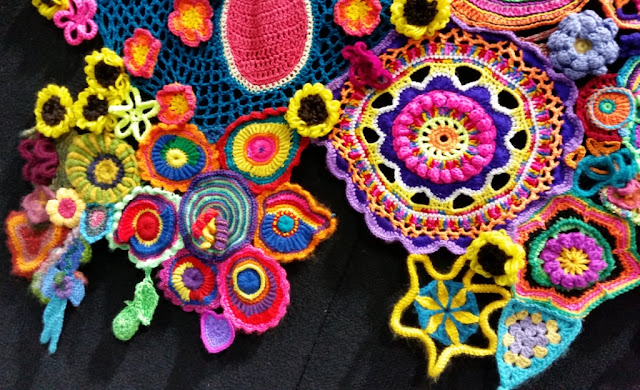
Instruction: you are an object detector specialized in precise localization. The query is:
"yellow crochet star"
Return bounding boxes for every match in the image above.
[390,253,511,378]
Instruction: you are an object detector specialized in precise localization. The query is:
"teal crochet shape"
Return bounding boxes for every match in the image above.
[496,300,582,390]
[573,148,637,197]
[412,280,479,346]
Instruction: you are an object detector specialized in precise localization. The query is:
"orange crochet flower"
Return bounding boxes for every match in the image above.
[156,83,197,125]
[123,28,162,79]
[334,0,381,36]
[168,0,214,47]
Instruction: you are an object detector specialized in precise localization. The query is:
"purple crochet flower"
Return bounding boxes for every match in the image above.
[508,316,549,359]
[53,273,74,299]
[539,232,606,290]
[548,10,619,80]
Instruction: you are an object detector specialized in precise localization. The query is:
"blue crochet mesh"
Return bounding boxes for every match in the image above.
[96,0,394,141]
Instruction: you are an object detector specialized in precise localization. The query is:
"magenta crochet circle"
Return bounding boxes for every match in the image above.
[391,90,496,184]
[539,232,607,290]
[246,135,277,163]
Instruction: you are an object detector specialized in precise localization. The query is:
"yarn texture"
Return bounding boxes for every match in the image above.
[548,11,619,80]
[10,0,640,384]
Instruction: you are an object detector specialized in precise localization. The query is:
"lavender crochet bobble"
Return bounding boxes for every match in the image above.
[548,10,619,80]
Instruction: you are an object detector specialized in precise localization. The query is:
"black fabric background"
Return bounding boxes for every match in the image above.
[1,2,640,389]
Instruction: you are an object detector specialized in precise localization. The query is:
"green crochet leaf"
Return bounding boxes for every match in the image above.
[113,304,140,341]
[133,275,159,326]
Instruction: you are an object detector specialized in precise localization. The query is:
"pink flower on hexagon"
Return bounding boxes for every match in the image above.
[156,83,197,125]
[168,0,214,48]
[53,0,98,46]
[123,28,162,79]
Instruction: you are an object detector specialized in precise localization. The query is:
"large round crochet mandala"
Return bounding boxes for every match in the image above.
[323,28,582,254]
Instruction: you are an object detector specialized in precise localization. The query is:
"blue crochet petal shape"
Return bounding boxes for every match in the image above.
[95,0,394,140]
[496,300,582,390]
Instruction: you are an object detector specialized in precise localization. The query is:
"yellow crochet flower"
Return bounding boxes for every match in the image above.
[73,86,121,134]
[34,84,75,139]
[463,230,526,286]
[85,48,131,100]
[32,0,69,20]
[390,0,450,39]
[46,188,86,228]
[285,83,340,138]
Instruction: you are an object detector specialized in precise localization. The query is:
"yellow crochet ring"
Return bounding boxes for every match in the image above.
[172,261,195,301]
[232,261,267,301]
[233,122,291,178]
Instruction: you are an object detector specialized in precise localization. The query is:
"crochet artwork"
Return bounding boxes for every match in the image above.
[9,0,640,387]
[321,8,640,386]
[254,183,337,262]
[511,194,640,317]
[218,108,309,194]
[322,25,582,255]
[495,300,582,390]
[95,0,397,137]
[8,0,342,357]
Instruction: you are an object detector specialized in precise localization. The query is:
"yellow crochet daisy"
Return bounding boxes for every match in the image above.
[46,188,86,228]
[390,0,450,39]
[34,84,76,139]
[285,83,340,139]
[85,48,131,100]
[463,230,526,286]
[32,0,69,20]
[73,86,122,134]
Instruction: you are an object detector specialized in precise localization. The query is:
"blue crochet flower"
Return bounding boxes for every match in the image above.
[548,10,619,80]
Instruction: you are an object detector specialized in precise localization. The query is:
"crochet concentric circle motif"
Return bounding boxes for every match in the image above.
[254,183,337,262]
[158,249,220,312]
[218,108,309,193]
[65,133,140,204]
[218,246,290,333]
[391,90,496,184]
[324,28,581,254]
[513,195,640,317]
[109,186,183,268]
[179,171,257,261]
[137,122,218,192]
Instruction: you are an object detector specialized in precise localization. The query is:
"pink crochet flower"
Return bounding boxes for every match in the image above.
[168,0,214,48]
[18,137,59,185]
[53,0,98,46]
[123,29,162,79]
[21,186,56,225]
[156,83,197,124]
